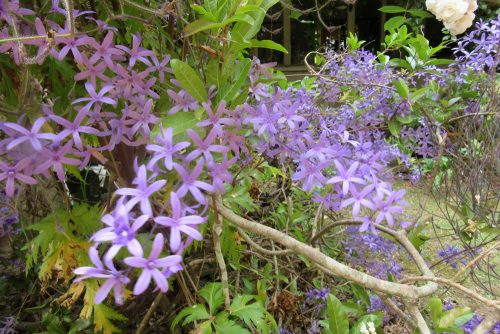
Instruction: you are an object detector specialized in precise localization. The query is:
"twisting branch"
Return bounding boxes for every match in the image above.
[400,276,500,312]
[236,227,293,256]
[472,315,498,334]
[212,195,438,300]
[404,302,431,334]
[211,195,231,308]
[380,295,416,328]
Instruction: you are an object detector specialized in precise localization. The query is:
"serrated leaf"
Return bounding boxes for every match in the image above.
[327,294,349,334]
[393,78,409,98]
[170,59,207,102]
[93,304,126,334]
[199,283,224,314]
[214,319,251,334]
[171,304,210,330]
[229,295,266,329]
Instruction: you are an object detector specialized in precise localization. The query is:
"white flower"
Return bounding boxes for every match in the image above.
[446,11,476,35]
[426,0,438,14]
[434,0,469,22]
[426,0,478,35]
[360,321,377,334]
[360,323,369,334]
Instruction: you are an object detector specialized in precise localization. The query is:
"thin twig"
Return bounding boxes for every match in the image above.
[136,292,163,334]
[211,195,231,308]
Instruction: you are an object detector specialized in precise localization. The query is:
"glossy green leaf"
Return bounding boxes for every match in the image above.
[250,39,288,53]
[408,9,433,18]
[327,294,349,334]
[388,119,402,136]
[384,16,406,31]
[439,307,471,328]
[378,5,406,13]
[351,284,371,307]
[170,59,207,102]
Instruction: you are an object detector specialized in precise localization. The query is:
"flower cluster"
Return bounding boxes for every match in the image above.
[453,14,500,73]
[426,0,477,35]
[242,52,412,233]
[342,227,403,279]
[1,2,242,305]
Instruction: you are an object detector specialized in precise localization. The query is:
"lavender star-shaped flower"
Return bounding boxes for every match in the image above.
[74,247,130,304]
[124,233,182,294]
[155,192,204,252]
[115,165,166,217]
[146,127,190,171]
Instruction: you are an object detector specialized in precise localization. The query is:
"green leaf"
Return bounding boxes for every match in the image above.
[183,19,225,37]
[229,295,266,329]
[407,9,433,18]
[384,16,406,31]
[93,304,127,334]
[378,5,406,13]
[199,283,224,314]
[408,223,428,251]
[250,39,288,53]
[327,294,349,334]
[163,109,199,137]
[171,304,211,330]
[170,59,207,102]
[218,58,252,103]
[214,319,251,334]
[350,284,370,307]
[388,119,402,136]
[428,297,443,326]
[439,307,471,328]
[426,59,454,66]
[393,78,409,98]
[342,301,365,317]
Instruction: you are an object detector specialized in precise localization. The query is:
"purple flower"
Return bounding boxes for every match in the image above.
[146,127,190,171]
[167,89,199,115]
[72,82,117,112]
[291,157,328,191]
[88,31,124,69]
[154,192,204,252]
[174,159,214,204]
[116,34,155,67]
[92,213,149,260]
[74,247,130,304]
[3,118,55,151]
[150,55,171,83]
[185,128,229,163]
[0,159,37,196]
[197,101,236,134]
[327,160,366,195]
[115,165,166,217]
[124,233,182,294]
[49,108,102,150]
[33,141,81,181]
[340,184,375,216]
